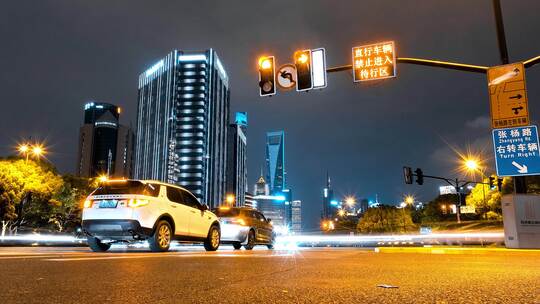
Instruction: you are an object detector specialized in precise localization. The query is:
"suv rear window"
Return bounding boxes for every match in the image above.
[92,181,160,197]
[212,208,240,217]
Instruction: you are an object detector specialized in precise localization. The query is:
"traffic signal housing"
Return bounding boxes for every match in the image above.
[294,50,313,91]
[415,168,424,185]
[489,176,496,189]
[258,56,276,97]
[403,166,413,184]
[497,178,503,191]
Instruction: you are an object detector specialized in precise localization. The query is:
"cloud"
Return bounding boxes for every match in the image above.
[465,116,490,129]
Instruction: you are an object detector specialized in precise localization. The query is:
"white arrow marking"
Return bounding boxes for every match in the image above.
[511,161,528,174]
[489,68,519,86]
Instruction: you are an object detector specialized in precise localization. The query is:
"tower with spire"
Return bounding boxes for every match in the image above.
[254,167,269,195]
[322,171,335,219]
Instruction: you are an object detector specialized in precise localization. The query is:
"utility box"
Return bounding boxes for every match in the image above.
[502,194,540,249]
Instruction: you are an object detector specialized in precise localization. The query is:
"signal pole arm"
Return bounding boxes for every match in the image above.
[524,55,540,68]
[326,58,489,74]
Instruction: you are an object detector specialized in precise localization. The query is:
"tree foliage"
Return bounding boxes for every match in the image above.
[357,205,416,233]
[0,158,95,233]
[465,177,510,219]
[0,159,63,225]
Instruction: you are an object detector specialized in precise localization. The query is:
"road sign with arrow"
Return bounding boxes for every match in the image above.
[492,125,540,177]
[276,64,297,91]
[487,62,529,129]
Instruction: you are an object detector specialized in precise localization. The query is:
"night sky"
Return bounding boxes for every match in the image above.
[1,1,539,229]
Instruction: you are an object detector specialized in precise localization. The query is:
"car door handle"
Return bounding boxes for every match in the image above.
[170,205,177,208]
[190,210,197,214]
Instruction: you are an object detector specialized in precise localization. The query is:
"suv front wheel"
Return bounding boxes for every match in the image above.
[149,220,172,252]
[204,225,220,251]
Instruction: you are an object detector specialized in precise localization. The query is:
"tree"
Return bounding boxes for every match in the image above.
[48,175,96,232]
[357,205,416,233]
[0,158,63,234]
[465,177,510,219]
[421,194,458,223]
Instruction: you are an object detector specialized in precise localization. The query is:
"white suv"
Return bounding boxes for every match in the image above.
[82,179,220,252]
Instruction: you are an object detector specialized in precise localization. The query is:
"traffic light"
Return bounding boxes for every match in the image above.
[403,166,413,184]
[294,50,313,91]
[415,168,424,185]
[489,176,496,188]
[497,178,503,191]
[258,56,276,97]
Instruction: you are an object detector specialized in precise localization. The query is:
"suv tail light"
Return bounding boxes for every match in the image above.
[83,200,93,208]
[128,199,149,208]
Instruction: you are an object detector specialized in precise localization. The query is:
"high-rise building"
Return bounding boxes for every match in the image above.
[253,168,269,196]
[291,200,302,233]
[265,131,286,194]
[322,172,335,219]
[134,49,230,208]
[76,101,134,178]
[359,199,370,214]
[226,112,248,206]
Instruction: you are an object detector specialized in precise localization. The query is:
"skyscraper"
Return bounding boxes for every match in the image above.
[254,169,269,196]
[76,101,134,178]
[291,200,302,233]
[134,49,230,208]
[265,131,285,194]
[322,172,335,219]
[226,112,248,206]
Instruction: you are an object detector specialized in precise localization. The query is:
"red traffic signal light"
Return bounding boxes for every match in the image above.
[258,56,276,97]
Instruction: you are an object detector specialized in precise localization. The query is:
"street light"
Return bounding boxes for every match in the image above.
[16,142,46,162]
[225,194,235,206]
[465,159,479,171]
[32,145,44,158]
[338,209,346,217]
[345,196,356,208]
[404,195,415,205]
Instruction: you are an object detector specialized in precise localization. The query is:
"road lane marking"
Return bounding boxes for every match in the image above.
[45,252,296,261]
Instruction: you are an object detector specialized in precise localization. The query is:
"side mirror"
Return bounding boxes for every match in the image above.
[200,204,208,211]
[267,218,272,223]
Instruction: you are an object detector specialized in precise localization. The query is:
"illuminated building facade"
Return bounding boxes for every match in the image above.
[76,102,134,178]
[322,172,336,219]
[226,112,248,206]
[265,131,286,194]
[134,49,230,208]
[291,200,302,233]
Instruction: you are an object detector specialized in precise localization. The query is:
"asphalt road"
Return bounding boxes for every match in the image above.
[0,245,539,304]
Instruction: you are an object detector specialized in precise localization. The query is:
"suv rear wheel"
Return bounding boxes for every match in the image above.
[149,220,172,252]
[204,225,220,251]
[87,237,111,252]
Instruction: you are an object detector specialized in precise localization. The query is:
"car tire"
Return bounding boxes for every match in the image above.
[204,225,220,251]
[149,220,172,252]
[87,237,111,252]
[244,229,255,250]
[232,242,242,250]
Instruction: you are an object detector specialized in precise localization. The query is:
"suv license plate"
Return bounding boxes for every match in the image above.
[99,200,118,208]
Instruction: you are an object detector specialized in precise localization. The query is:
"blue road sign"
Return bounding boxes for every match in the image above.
[492,125,540,177]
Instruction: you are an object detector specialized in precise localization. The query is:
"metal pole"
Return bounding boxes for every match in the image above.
[492,0,509,64]
[492,0,528,194]
[455,178,461,223]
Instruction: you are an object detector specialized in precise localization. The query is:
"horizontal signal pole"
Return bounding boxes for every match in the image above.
[326,55,540,74]
[524,55,540,68]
